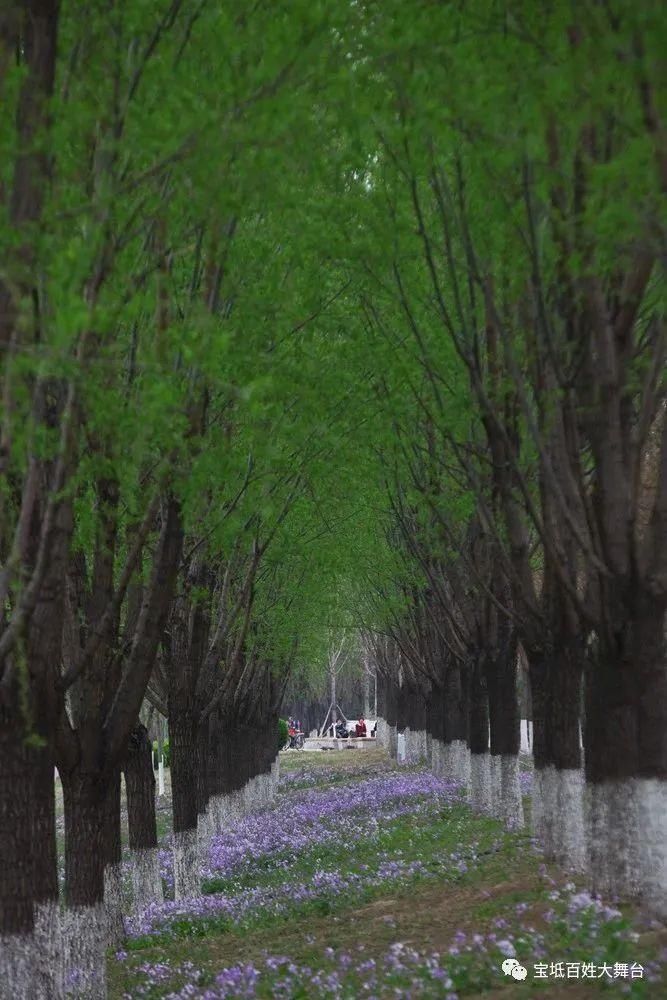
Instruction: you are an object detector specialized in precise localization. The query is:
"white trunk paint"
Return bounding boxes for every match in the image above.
[437,739,448,777]
[430,738,444,777]
[637,777,667,920]
[131,847,163,909]
[158,759,165,796]
[500,754,524,829]
[173,827,200,899]
[247,776,260,810]
[0,910,65,1000]
[396,732,406,762]
[243,778,254,812]
[585,782,610,898]
[468,752,492,814]
[104,862,125,948]
[197,805,211,849]
[0,932,39,1000]
[386,724,397,759]
[489,754,502,817]
[443,740,470,785]
[441,742,452,777]
[455,741,471,787]
[34,900,63,999]
[586,779,644,904]
[532,766,545,844]
[212,793,230,830]
[540,765,558,859]
[205,795,221,845]
[555,768,586,872]
[61,903,107,999]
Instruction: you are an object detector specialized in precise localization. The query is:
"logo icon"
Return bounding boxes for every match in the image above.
[502,958,528,980]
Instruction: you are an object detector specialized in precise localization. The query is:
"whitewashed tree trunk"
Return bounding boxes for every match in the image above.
[469,752,493,813]
[637,777,667,920]
[173,828,200,899]
[34,900,64,999]
[388,724,398,759]
[131,847,163,908]
[500,754,524,829]
[396,731,406,762]
[455,741,471,788]
[0,932,45,1000]
[490,754,502,817]
[104,862,125,948]
[441,741,452,778]
[532,766,545,844]
[430,739,444,777]
[540,765,558,859]
[587,779,643,903]
[555,768,586,872]
[61,904,108,999]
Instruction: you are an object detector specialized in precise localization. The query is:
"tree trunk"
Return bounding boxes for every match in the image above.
[549,639,585,871]
[375,672,388,749]
[385,676,399,758]
[428,681,444,776]
[363,668,371,718]
[468,657,491,813]
[103,767,124,947]
[585,589,667,916]
[208,710,229,834]
[527,631,585,866]
[402,683,425,763]
[0,706,37,994]
[195,719,210,847]
[488,636,523,828]
[443,660,470,785]
[61,769,110,1000]
[124,725,162,908]
[168,706,200,899]
[527,647,552,850]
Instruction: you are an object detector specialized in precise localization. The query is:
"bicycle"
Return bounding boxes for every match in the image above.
[283,731,305,750]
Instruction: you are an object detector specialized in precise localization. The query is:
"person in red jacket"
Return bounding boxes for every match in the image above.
[355,717,367,738]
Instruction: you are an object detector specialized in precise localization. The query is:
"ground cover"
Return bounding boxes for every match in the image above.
[107,752,666,999]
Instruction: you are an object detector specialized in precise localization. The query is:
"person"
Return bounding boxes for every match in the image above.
[355,717,367,738]
[371,721,377,738]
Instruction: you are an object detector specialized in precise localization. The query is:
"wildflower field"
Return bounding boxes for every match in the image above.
[109,751,666,999]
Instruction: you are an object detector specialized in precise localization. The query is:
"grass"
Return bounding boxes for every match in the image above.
[106,750,666,998]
